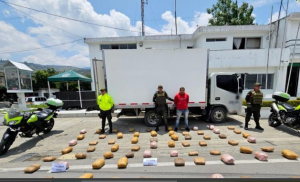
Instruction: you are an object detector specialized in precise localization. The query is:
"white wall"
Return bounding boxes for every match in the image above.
[137,40,194,49]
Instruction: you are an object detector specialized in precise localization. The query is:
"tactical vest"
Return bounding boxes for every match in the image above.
[155,91,167,105]
[250,90,263,105]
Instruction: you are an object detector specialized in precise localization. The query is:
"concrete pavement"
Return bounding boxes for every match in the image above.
[0,115,300,178]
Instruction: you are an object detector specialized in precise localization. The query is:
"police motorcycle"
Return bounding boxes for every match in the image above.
[268,92,300,130]
[0,98,63,155]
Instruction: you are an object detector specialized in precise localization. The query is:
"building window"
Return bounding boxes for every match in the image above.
[100,44,137,50]
[233,37,261,49]
[244,74,274,89]
[206,38,227,42]
[187,46,194,49]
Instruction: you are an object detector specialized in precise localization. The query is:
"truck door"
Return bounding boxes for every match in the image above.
[213,75,242,114]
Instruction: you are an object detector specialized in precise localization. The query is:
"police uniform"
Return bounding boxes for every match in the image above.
[245,83,264,130]
[153,88,174,132]
[97,88,114,134]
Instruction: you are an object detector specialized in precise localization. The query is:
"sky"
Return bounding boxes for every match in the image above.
[0,0,299,68]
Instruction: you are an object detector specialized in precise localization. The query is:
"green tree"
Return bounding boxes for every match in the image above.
[207,0,255,26]
[33,68,58,90]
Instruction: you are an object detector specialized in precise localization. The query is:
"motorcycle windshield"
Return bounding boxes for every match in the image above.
[7,105,23,119]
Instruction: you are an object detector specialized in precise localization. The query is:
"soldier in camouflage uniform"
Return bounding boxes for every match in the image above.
[153,85,174,132]
[245,83,264,131]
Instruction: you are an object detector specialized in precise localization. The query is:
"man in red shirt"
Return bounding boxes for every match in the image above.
[174,87,190,132]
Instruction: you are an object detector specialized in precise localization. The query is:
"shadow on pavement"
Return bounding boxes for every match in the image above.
[274,125,300,138]
[0,130,63,158]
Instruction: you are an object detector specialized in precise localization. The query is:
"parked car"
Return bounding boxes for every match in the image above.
[26,96,47,106]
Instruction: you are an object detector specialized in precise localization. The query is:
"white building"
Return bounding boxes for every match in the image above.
[84,12,300,98]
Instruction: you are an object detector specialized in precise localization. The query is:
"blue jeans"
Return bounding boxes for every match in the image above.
[175,109,189,128]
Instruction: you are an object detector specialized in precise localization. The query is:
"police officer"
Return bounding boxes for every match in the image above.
[245,83,264,130]
[97,88,114,134]
[153,85,174,132]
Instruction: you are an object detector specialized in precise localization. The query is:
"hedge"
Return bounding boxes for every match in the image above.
[242,99,300,107]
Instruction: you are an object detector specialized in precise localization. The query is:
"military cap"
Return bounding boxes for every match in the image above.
[158,85,163,88]
[254,83,261,86]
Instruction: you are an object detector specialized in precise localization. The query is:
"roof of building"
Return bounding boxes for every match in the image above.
[4,61,33,71]
[84,24,271,44]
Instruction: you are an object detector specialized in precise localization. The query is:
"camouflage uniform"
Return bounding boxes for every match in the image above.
[245,83,264,130]
[153,90,174,132]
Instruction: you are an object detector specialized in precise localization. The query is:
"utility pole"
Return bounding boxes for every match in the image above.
[175,0,178,35]
[275,0,283,48]
[141,0,148,36]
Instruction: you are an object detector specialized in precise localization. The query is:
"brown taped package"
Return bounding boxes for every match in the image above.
[168,126,173,131]
[112,129,118,133]
[79,173,94,178]
[282,149,299,160]
[219,134,227,139]
[126,152,134,158]
[203,135,211,140]
[151,131,157,137]
[240,146,253,154]
[131,137,138,144]
[99,134,106,139]
[169,131,175,136]
[227,126,235,130]
[89,140,98,146]
[134,132,140,137]
[87,146,96,152]
[261,147,274,152]
[185,135,192,140]
[103,152,114,159]
[92,159,105,169]
[188,151,199,156]
[61,147,73,155]
[117,157,128,168]
[95,129,101,134]
[111,144,119,152]
[210,150,221,155]
[108,139,115,145]
[199,141,207,146]
[171,134,179,141]
[182,142,190,147]
[194,157,205,165]
[234,129,241,134]
[242,132,251,138]
[129,128,135,132]
[24,164,41,173]
[197,131,204,135]
[228,140,239,146]
[174,158,185,166]
[42,156,56,162]
[117,132,123,139]
[182,131,189,136]
[168,141,175,147]
[75,153,87,159]
[77,134,85,140]
[131,145,140,151]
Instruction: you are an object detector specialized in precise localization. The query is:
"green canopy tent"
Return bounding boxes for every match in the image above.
[47,70,92,108]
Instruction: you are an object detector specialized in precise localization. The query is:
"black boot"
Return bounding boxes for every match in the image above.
[244,123,249,130]
[255,125,264,130]
[186,127,190,132]
[165,125,168,132]
[100,130,105,134]
[155,126,159,132]
[174,127,178,132]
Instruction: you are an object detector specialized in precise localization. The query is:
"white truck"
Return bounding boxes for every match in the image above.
[100,49,243,126]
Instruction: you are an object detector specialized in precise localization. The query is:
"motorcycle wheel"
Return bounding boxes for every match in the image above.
[268,113,282,128]
[43,118,54,134]
[0,137,13,155]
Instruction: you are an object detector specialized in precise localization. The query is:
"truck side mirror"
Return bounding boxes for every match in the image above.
[239,88,243,93]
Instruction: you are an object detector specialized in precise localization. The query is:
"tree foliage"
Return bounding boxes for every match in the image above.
[33,68,58,90]
[207,0,255,26]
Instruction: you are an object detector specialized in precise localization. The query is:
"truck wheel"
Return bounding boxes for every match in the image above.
[144,110,162,127]
[210,107,227,123]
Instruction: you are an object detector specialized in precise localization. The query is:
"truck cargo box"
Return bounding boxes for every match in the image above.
[103,49,208,109]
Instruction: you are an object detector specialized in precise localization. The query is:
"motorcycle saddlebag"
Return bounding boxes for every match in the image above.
[272,92,290,102]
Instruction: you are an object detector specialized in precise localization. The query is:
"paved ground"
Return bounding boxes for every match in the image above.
[0,115,300,178]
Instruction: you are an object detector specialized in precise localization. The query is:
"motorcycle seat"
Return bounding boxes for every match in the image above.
[36,109,53,120]
[280,102,295,112]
